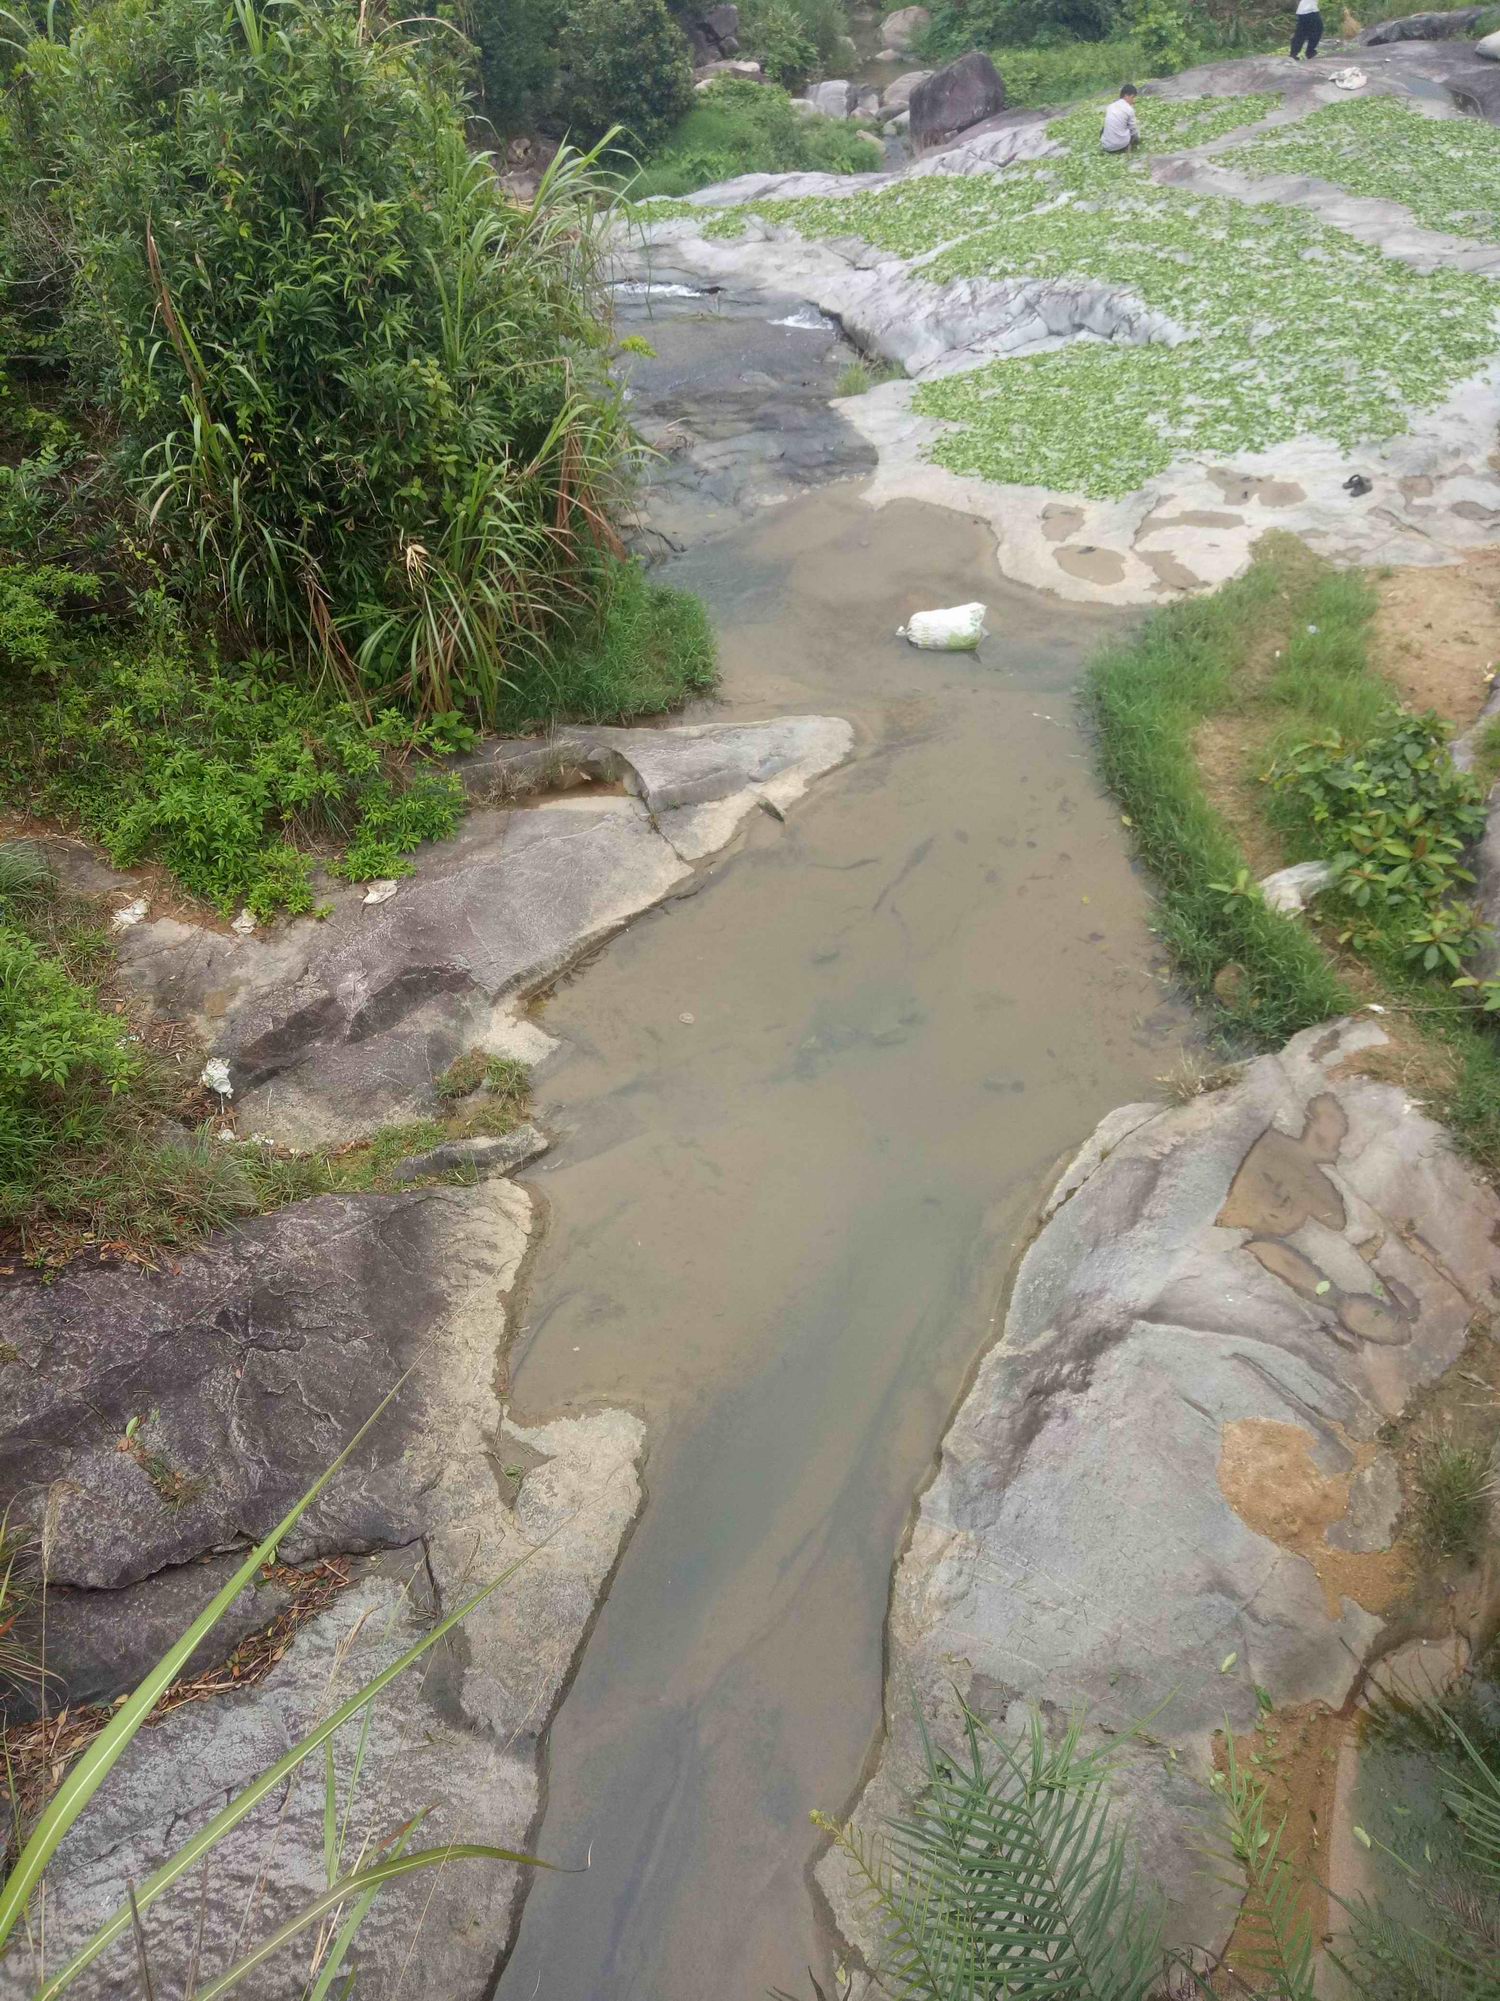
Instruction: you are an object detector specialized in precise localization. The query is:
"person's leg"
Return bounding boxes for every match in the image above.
[1306,9,1324,53]
[1289,15,1306,56]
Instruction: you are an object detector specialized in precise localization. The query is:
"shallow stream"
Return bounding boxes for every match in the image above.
[490,485,1191,1998]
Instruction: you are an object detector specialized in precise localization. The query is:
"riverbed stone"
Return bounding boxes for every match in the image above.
[1479,27,1500,56]
[880,5,929,50]
[909,50,1005,151]
[818,1015,1500,1975]
[92,717,851,1147]
[622,51,1500,605]
[881,66,932,112]
[0,1172,645,1998]
[808,78,858,117]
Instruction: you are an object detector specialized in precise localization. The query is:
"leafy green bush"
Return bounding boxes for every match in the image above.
[557,0,694,150]
[1,584,471,918]
[739,0,849,83]
[17,0,630,723]
[468,0,562,132]
[0,922,139,1200]
[0,562,94,670]
[633,77,877,196]
[918,0,1126,55]
[1128,0,1193,74]
[742,0,818,85]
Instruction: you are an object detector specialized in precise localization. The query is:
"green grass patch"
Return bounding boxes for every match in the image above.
[1471,715,1500,793]
[681,94,1500,500]
[630,78,878,199]
[1413,1437,1494,1559]
[836,355,906,396]
[0,552,715,915]
[1087,536,1500,1175]
[495,557,716,732]
[1223,94,1500,244]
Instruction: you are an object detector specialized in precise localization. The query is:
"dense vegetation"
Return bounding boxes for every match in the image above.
[917,0,1287,91]
[1088,537,1500,1176]
[631,77,877,197]
[0,0,719,1248]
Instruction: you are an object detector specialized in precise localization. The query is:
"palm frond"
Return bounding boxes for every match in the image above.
[830,1704,1165,2001]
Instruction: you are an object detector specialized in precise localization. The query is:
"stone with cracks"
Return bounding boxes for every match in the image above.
[909,50,1005,152]
[0,1176,645,1999]
[92,717,851,1147]
[819,1016,1500,1972]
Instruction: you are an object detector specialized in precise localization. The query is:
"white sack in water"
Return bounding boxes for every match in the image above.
[898,602,987,651]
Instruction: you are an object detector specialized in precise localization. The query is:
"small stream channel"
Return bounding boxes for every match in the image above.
[495,484,1191,1998]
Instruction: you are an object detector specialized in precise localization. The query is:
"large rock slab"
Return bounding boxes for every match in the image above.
[880,5,929,51]
[910,49,1005,152]
[625,56,1500,606]
[97,717,851,1147]
[820,1016,1500,1974]
[1358,5,1486,41]
[0,1177,645,1997]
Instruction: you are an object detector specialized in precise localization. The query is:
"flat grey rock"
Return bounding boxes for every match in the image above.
[819,1017,1500,1975]
[808,78,858,118]
[881,67,931,113]
[0,1181,538,1594]
[623,54,1500,605]
[388,1120,548,1184]
[102,717,851,1147]
[0,1177,645,1999]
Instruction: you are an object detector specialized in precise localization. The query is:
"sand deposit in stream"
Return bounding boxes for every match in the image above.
[497,489,1189,1999]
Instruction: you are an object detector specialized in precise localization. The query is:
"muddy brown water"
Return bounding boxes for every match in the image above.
[497,489,1189,2000]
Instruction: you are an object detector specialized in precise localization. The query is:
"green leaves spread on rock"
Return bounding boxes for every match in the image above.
[668,94,1500,500]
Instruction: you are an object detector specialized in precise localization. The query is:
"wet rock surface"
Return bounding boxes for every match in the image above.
[819,1015,1500,1971]
[94,716,851,1148]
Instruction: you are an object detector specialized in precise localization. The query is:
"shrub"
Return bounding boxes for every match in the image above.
[633,77,877,195]
[0,590,472,917]
[468,0,562,132]
[741,0,819,85]
[556,0,694,151]
[1129,0,1193,73]
[919,0,1126,56]
[18,0,631,723]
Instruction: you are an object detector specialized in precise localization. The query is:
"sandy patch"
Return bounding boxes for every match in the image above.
[1369,548,1500,728]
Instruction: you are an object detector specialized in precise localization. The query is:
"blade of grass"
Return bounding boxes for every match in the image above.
[31,1533,556,1999]
[0,1381,409,1956]
[190,1847,538,2001]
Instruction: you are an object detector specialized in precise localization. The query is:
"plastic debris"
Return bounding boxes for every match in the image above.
[898,602,988,651]
[1330,66,1367,89]
[111,898,148,931]
[1343,473,1372,496]
[363,879,400,906]
[200,1057,233,1099]
[231,907,258,935]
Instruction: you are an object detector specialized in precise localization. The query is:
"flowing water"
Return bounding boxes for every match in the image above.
[496,488,1189,1999]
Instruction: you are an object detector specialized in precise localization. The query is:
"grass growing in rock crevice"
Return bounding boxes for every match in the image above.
[1085,536,1500,1176]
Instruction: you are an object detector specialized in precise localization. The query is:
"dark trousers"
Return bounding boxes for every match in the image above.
[1290,9,1323,56]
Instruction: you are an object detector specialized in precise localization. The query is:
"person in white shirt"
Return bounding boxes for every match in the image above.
[1290,0,1324,59]
[1100,85,1140,154]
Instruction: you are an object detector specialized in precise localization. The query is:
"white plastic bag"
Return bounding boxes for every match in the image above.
[1330,66,1367,89]
[898,602,988,651]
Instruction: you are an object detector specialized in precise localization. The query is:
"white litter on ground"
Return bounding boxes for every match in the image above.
[898,603,988,651]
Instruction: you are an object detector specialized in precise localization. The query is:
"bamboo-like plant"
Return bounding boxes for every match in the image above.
[0,1385,550,1998]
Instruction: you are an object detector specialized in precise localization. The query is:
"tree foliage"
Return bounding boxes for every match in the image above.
[12,0,632,721]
